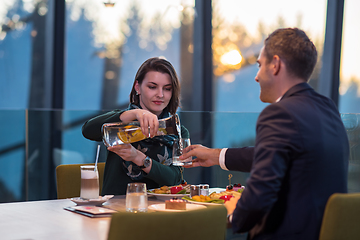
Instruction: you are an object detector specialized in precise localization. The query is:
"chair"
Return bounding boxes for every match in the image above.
[56,162,105,199]
[319,193,360,240]
[107,204,228,240]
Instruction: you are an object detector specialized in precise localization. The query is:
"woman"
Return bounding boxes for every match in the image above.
[82,57,189,195]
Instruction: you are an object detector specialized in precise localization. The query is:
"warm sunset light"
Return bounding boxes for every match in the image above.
[104,2,115,8]
[213,41,243,76]
[220,49,242,66]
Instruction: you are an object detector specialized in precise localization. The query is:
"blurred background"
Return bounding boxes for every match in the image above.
[0,0,359,205]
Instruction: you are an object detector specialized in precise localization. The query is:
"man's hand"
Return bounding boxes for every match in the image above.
[179,144,221,168]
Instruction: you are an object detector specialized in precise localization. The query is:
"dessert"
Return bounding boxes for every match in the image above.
[226,183,245,192]
[165,199,186,210]
[180,179,188,186]
[233,183,243,192]
[226,184,234,191]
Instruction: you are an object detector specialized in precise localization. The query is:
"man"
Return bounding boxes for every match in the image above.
[181,28,349,240]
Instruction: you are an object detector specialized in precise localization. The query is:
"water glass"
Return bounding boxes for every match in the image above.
[172,138,192,166]
[80,165,99,199]
[126,183,148,213]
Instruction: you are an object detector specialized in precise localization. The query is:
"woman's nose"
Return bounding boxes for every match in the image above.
[157,89,164,97]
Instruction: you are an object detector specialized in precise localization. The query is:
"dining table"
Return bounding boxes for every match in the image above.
[0,195,164,240]
[0,188,232,240]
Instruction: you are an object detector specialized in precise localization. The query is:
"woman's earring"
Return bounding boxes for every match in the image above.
[136,92,139,95]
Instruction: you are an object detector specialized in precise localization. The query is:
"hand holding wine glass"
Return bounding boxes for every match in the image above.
[179,144,222,168]
[172,138,192,166]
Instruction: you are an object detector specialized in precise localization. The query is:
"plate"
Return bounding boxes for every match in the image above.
[148,203,206,212]
[182,196,224,205]
[147,190,189,201]
[185,200,223,205]
[208,188,226,193]
[69,195,114,206]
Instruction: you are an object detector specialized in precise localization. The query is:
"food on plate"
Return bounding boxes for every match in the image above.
[151,186,171,194]
[219,195,234,203]
[210,190,242,200]
[181,182,244,204]
[165,199,186,210]
[170,186,184,194]
[192,195,211,202]
[149,184,190,194]
[182,195,224,204]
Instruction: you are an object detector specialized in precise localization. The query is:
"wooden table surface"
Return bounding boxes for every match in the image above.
[0,195,163,240]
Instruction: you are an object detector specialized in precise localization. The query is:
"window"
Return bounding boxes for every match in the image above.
[0,0,48,108]
[213,0,327,112]
[339,0,360,113]
[64,0,195,110]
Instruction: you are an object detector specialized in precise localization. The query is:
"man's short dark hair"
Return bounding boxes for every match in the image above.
[264,28,318,81]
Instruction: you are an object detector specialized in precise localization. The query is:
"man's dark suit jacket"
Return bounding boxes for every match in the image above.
[225,82,349,240]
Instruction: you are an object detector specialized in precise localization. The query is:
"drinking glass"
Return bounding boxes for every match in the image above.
[126,183,148,213]
[80,165,99,199]
[172,138,192,166]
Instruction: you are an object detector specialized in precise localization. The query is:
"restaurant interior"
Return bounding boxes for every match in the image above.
[0,0,359,239]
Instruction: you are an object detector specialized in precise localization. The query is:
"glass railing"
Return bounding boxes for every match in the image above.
[0,110,359,203]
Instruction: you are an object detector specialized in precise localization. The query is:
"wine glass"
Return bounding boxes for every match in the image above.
[172,138,192,166]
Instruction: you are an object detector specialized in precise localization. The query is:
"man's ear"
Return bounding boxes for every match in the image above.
[272,55,281,75]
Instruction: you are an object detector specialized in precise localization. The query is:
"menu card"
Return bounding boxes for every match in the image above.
[64,206,117,218]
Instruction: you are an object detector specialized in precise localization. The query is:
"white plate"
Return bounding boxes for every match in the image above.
[148,203,206,212]
[208,188,226,193]
[69,195,114,206]
[147,190,189,201]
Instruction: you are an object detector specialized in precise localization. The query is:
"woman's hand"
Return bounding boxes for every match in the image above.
[135,110,159,138]
[120,109,159,138]
[108,144,145,164]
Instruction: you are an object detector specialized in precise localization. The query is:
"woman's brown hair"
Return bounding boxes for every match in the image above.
[130,57,180,115]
